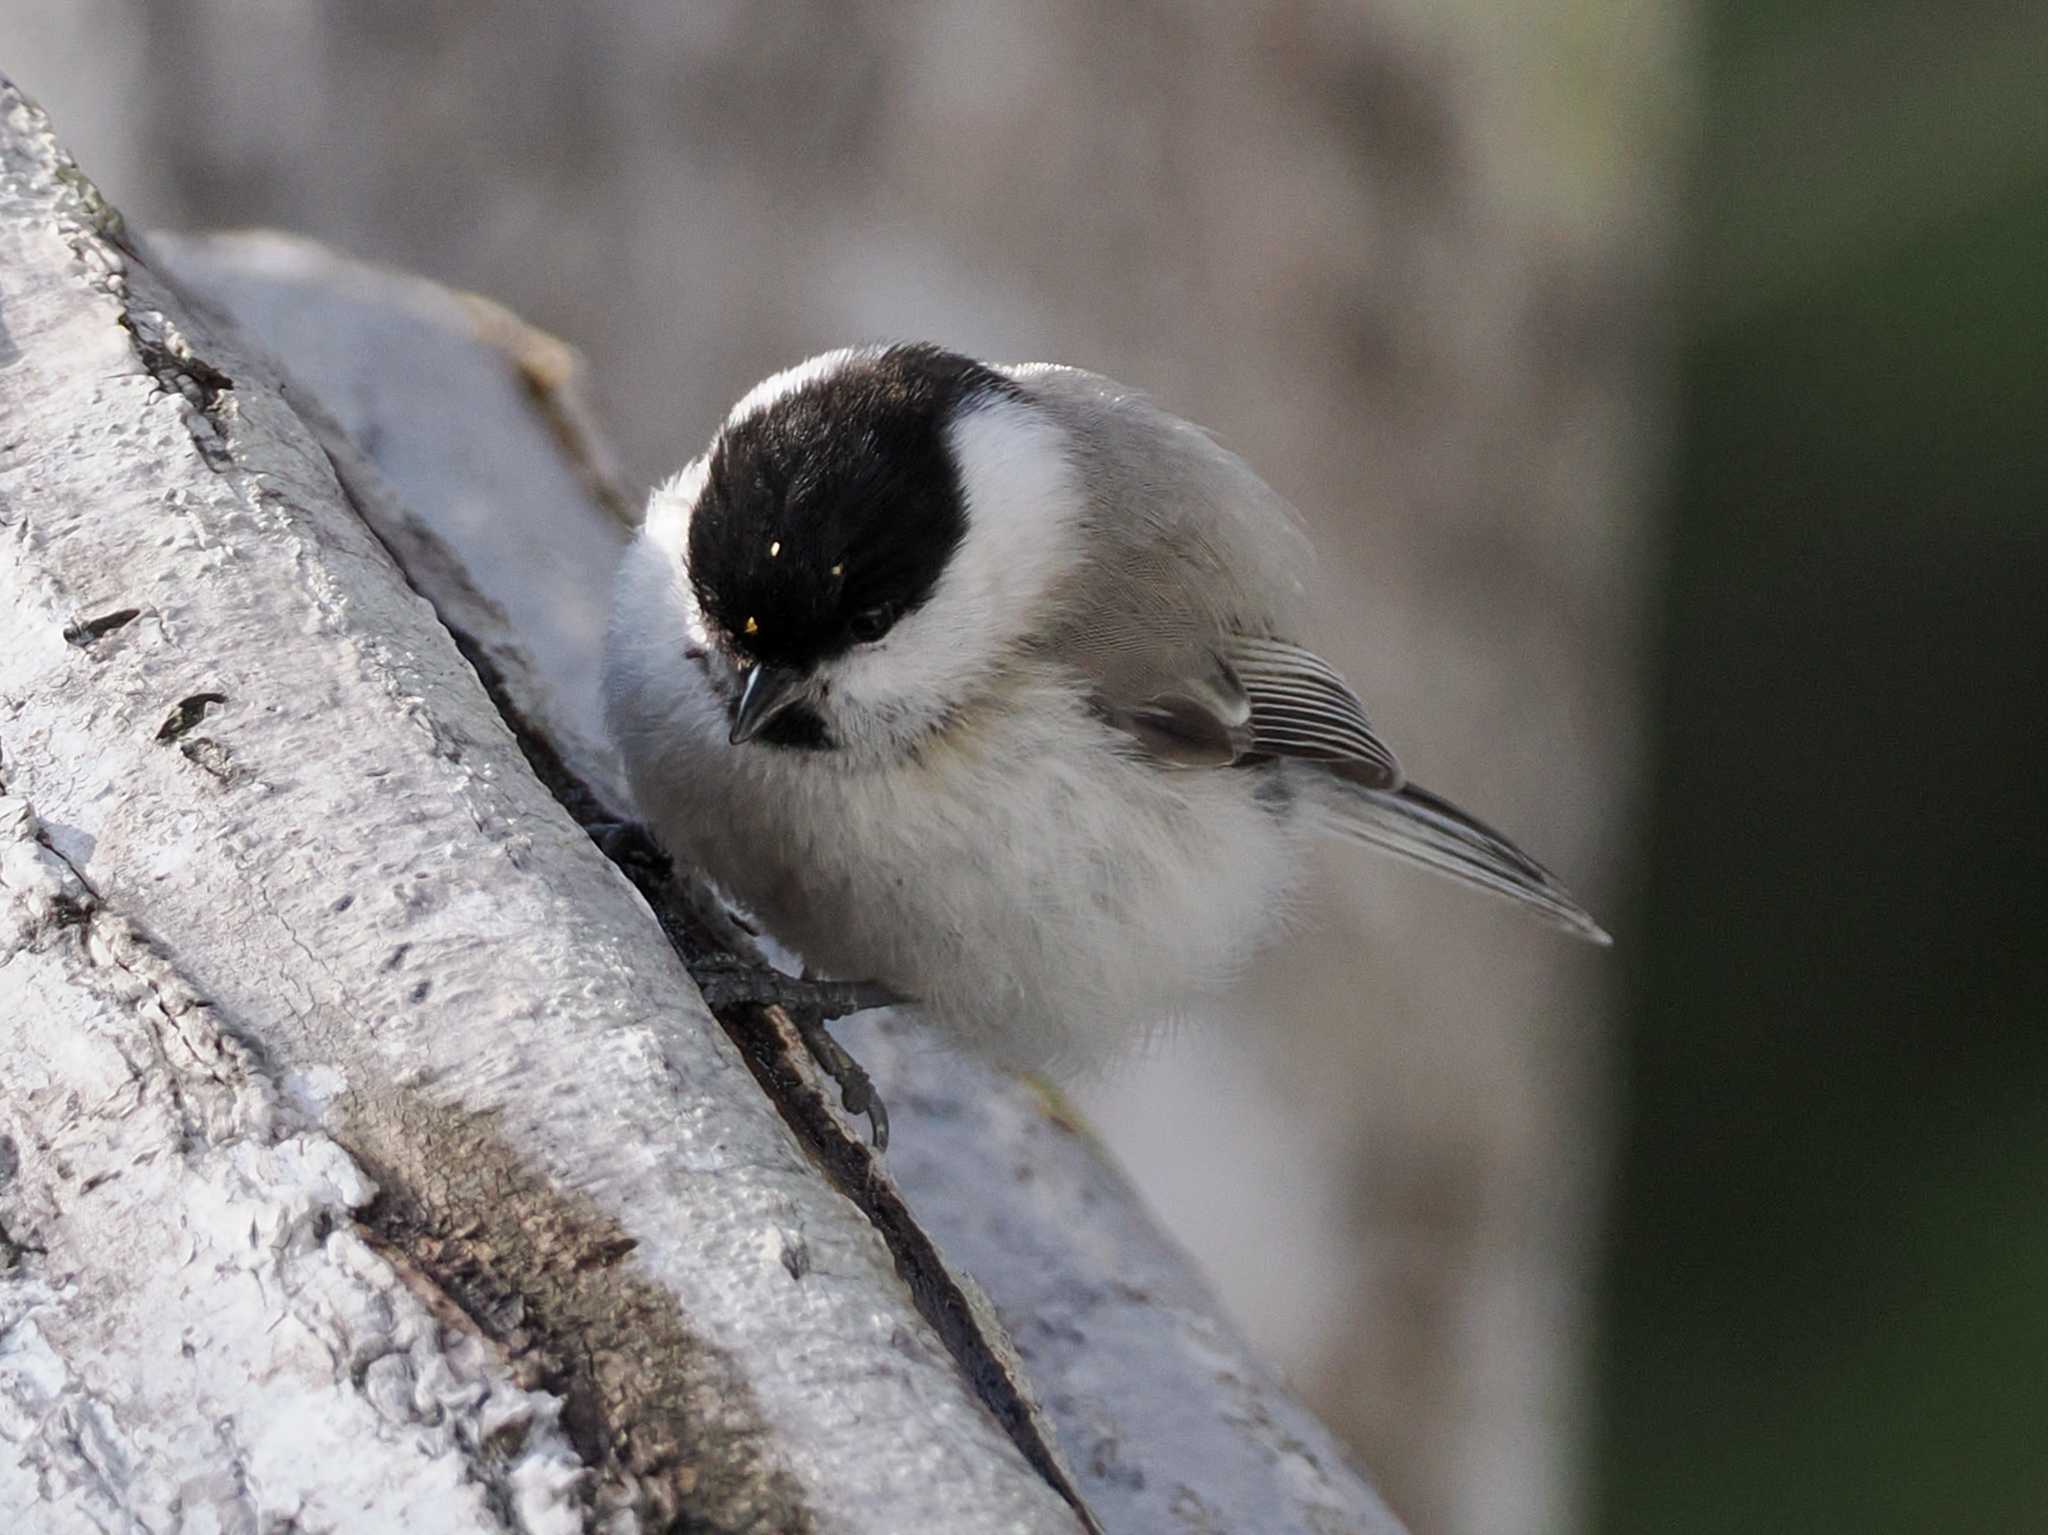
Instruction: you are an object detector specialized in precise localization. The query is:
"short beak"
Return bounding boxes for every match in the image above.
[729,663,807,745]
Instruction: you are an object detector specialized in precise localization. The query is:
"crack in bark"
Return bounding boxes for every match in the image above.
[63,608,142,647]
[118,308,235,411]
[449,635,1103,1535]
[154,693,229,743]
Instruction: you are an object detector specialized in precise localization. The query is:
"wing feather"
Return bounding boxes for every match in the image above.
[1079,631,1403,785]
[999,364,1602,939]
[1325,782,1611,943]
[1000,367,1400,784]
[1225,636,1403,787]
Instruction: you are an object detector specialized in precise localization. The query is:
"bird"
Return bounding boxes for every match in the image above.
[603,342,1606,1093]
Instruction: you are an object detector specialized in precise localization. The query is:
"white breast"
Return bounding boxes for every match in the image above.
[604,521,1309,1072]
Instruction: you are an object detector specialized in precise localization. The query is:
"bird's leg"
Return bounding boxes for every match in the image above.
[692,959,903,1150]
[584,820,899,1148]
[690,964,901,1020]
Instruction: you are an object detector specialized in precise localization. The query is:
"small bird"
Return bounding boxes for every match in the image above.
[604,344,1605,1085]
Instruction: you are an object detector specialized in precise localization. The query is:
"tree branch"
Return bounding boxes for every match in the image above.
[153,223,1409,1535]
[1,65,1404,1534]
[1,76,1085,1535]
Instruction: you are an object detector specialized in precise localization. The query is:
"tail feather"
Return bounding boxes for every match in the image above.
[1324,780,1611,944]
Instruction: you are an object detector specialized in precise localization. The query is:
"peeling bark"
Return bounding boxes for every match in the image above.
[0,793,591,1535]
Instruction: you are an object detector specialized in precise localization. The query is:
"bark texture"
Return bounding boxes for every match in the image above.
[0,79,1077,1535]
[2,79,1404,1535]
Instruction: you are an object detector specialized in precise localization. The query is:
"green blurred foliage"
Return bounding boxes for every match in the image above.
[1599,3,2048,1531]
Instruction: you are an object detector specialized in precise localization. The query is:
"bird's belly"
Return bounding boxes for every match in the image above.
[712,727,1307,1073]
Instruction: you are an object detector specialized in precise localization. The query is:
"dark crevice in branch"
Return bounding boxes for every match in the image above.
[155,692,229,743]
[290,323,1095,1532]
[447,631,1102,1535]
[63,608,142,647]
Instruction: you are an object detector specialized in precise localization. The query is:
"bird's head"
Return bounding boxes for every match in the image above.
[662,343,1082,759]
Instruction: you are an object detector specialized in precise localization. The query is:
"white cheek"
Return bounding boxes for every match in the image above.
[824,629,962,730]
[826,396,1086,728]
[941,398,1087,641]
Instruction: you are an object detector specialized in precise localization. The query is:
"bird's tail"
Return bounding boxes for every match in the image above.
[1322,780,1611,944]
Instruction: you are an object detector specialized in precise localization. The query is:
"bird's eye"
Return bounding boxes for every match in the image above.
[848,603,897,644]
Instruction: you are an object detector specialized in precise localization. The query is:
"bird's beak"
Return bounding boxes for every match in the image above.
[729,663,807,745]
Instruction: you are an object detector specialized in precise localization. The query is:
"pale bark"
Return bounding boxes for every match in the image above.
[0,80,1073,1535]
[2,78,1402,1534]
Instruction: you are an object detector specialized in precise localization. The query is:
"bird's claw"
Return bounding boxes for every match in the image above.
[691,961,901,1149]
[789,1010,890,1152]
[585,822,895,1148]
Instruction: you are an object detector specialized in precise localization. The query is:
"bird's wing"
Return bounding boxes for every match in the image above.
[1000,363,1402,786]
[1323,780,1611,942]
[1224,635,1404,788]
[1082,628,1403,789]
[994,365,1599,933]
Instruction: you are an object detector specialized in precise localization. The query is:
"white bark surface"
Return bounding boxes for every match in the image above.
[1,80,1405,1534]
[151,227,1407,1535]
[0,795,588,1535]
[0,79,1079,1535]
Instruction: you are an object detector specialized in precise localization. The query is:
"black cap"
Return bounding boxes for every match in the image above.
[687,343,1021,671]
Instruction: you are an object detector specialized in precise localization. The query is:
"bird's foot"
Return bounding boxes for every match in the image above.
[584,821,896,1147]
[692,961,903,1149]
[789,1008,890,1152]
[692,965,902,1020]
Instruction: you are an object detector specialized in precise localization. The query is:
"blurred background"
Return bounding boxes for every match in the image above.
[8,3,2041,1531]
